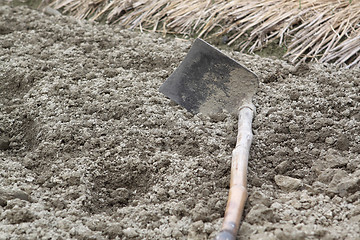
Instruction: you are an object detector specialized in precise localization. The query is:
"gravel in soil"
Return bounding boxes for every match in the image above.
[0,5,359,240]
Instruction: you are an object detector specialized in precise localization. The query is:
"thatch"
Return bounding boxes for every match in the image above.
[47,0,360,68]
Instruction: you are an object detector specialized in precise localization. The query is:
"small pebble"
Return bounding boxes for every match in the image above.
[0,188,31,202]
[336,135,350,151]
[0,197,7,207]
[0,135,10,150]
[123,228,138,238]
[275,175,302,191]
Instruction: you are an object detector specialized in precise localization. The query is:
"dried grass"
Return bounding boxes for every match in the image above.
[47,0,360,68]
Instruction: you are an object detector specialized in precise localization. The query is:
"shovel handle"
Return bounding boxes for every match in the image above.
[215,104,255,240]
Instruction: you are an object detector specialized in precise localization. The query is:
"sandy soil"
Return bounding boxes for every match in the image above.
[1,5,359,240]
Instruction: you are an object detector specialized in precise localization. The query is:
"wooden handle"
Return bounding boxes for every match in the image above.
[215,104,255,240]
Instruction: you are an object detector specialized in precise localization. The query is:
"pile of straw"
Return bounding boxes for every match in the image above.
[48,0,360,68]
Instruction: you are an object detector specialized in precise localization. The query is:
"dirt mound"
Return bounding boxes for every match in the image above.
[0,4,359,240]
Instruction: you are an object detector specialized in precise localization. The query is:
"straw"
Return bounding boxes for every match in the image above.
[47,0,360,68]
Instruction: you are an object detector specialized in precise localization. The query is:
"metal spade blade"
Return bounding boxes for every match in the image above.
[159,38,258,115]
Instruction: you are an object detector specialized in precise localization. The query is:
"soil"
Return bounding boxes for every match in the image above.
[1,4,359,240]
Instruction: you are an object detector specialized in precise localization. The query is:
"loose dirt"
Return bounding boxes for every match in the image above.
[0,5,359,240]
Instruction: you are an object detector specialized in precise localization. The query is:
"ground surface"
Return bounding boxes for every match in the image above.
[0,5,359,240]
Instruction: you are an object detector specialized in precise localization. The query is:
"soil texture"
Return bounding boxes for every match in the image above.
[0,5,359,240]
